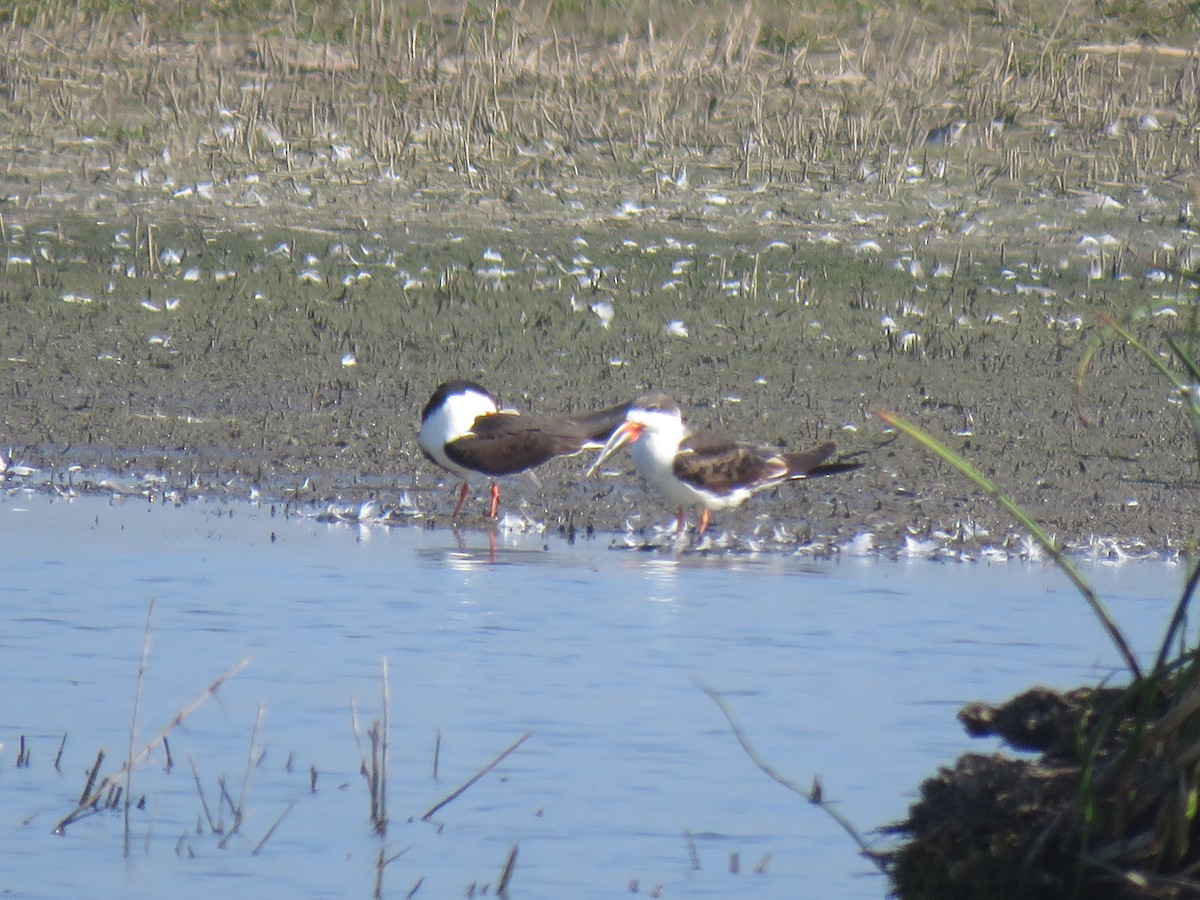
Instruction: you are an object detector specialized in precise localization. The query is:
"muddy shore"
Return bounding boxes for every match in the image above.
[1,10,1198,555]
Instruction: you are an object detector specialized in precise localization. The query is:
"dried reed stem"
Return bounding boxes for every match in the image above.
[55,657,249,834]
[250,799,296,856]
[496,843,519,896]
[188,751,219,833]
[420,730,532,821]
[379,658,389,834]
[125,596,155,859]
[695,678,886,874]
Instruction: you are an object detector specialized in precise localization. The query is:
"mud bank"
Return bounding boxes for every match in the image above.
[1,13,1198,555]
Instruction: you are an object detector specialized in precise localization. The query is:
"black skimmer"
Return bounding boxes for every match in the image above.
[587,392,860,535]
[417,380,630,518]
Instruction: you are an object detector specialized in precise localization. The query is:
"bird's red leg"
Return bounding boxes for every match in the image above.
[488,482,501,518]
[675,507,686,535]
[698,508,711,535]
[452,481,470,517]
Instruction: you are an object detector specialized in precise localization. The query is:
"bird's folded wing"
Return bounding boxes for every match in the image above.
[674,432,787,493]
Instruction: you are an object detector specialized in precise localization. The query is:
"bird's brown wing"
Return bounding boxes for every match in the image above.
[673,432,788,494]
[444,413,590,476]
[560,401,633,444]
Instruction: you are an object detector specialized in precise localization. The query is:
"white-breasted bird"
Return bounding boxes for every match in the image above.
[588,392,859,535]
[418,380,630,517]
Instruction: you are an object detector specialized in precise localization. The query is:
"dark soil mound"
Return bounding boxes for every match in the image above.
[886,682,1200,899]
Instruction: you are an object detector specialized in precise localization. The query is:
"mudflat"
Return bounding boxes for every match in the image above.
[2,5,1198,553]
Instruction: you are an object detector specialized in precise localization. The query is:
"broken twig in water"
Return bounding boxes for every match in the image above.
[373,843,411,900]
[218,703,265,848]
[496,843,519,896]
[125,597,155,859]
[432,727,441,780]
[55,657,250,834]
[251,800,296,856]
[379,658,390,834]
[694,678,886,874]
[420,731,532,821]
[684,828,701,870]
[353,659,392,835]
[188,751,220,833]
[78,750,105,806]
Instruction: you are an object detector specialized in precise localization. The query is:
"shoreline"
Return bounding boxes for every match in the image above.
[1,460,1185,564]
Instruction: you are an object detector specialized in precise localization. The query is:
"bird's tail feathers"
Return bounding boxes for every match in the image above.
[785,442,864,479]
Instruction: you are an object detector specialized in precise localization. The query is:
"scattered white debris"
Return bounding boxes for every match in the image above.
[1046,314,1083,330]
[476,266,515,279]
[1077,192,1123,210]
[1015,283,1056,298]
[259,123,286,147]
[664,320,689,338]
[0,450,37,481]
[843,532,876,556]
[590,301,615,329]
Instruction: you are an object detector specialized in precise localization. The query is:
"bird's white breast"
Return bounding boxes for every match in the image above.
[417,389,499,476]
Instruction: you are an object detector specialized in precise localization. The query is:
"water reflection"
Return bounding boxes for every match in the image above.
[644,556,680,604]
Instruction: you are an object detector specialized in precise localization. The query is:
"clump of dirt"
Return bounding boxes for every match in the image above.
[886,679,1200,899]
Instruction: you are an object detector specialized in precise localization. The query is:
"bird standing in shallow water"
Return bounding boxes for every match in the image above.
[587,392,860,535]
[418,380,630,518]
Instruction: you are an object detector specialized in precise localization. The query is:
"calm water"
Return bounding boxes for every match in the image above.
[0,488,1185,899]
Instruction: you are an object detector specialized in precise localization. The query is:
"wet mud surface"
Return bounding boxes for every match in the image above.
[2,19,1199,555]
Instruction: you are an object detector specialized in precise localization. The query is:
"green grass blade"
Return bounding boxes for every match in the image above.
[873,408,1142,681]
[1154,558,1200,674]
[1167,336,1200,385]
[1096,313,1188,393]
[1097,319,1200,473]
[1166,337,1200,470]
